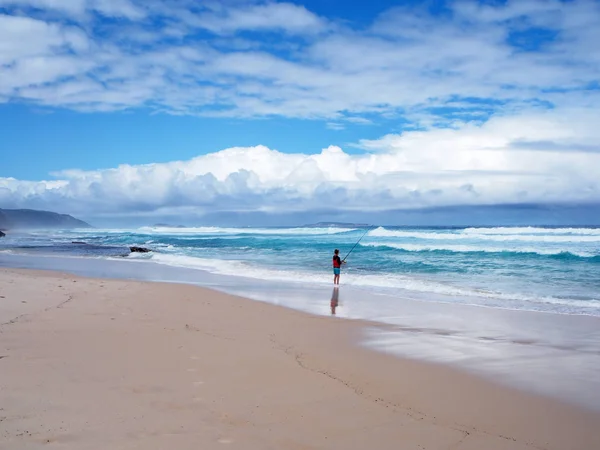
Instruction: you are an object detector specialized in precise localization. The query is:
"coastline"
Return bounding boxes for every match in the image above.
[2,252,600,413]
[1,267,599,449]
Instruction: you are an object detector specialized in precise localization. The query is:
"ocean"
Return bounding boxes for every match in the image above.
[1,225,599,316]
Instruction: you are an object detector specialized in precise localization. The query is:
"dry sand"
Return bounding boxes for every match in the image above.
[1,268,598,450]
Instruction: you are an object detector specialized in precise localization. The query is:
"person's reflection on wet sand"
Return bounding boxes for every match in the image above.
[330,286,340,315]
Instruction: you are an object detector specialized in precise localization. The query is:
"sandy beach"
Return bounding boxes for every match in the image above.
[1,267,599,450]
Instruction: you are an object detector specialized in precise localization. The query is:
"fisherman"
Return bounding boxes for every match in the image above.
[332,249,346,285]
[332,226,372,285]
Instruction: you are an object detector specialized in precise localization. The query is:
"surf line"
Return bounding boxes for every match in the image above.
[342,225,376,263]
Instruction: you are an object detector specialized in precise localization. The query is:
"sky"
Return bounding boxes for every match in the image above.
[1,0,600,226]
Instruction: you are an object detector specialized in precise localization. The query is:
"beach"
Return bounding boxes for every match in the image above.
[4,0,600,447]
[1,267,599,450]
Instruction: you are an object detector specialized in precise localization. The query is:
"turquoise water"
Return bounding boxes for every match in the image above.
[1,225,599,316]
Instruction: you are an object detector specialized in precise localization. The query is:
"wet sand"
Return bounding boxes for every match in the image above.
[1,268,599,449]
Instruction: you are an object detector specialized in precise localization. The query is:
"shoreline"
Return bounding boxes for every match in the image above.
[2,252,600,414]
[1,267,599,449]
[2,250,599,318]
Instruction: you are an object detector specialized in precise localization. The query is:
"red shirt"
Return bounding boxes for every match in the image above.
[333,255,341,268]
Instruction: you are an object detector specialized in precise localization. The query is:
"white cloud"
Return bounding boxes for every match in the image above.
[0,14,95,99]
[2,107,599,217]
[1,1,599,219]
[0,0,598,121]
[90,0,145,19]
[189,2,327,35]
[0,14,66,64]
[326,122,345,131]
[0,0,87,16]
[0,0,145,18]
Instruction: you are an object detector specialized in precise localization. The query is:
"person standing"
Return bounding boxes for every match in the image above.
[332,249,345,285]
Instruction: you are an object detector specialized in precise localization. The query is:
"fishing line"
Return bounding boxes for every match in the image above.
[342,225,376,262]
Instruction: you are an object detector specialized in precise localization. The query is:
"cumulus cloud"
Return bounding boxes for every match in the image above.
[1,107,599,218]
[0,0,598,122]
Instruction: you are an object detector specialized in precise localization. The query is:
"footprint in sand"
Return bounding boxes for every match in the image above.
[193,381,204,386]
[218,438,233,444]
[186,368,197,372]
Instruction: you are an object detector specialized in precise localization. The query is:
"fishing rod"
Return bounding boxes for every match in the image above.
[342,225,376,262]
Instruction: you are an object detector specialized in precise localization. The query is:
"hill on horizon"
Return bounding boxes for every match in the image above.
[0,208,91,231]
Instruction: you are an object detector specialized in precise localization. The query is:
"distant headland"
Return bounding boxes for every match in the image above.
[0,208,91,231]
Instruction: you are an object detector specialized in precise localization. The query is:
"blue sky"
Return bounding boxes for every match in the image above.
[1,103,395,179]
[1,0,600,225]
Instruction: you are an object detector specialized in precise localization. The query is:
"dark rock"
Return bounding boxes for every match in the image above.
[130,246,151,253]
[71,241,87,244]
[0,230,5,237]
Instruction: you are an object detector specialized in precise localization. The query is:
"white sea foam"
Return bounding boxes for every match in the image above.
[68,228,136,234]
[360,242,596,257]
[473,234,600,243]
[136,226,356,235]
[368,227,459,239]
[135,253,600,312]
[368,227,600,242]
[462,227,600,235]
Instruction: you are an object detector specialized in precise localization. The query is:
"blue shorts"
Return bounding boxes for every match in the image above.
[333,268,340,275]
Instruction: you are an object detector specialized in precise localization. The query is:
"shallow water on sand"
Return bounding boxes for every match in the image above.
[1,253,599,412]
